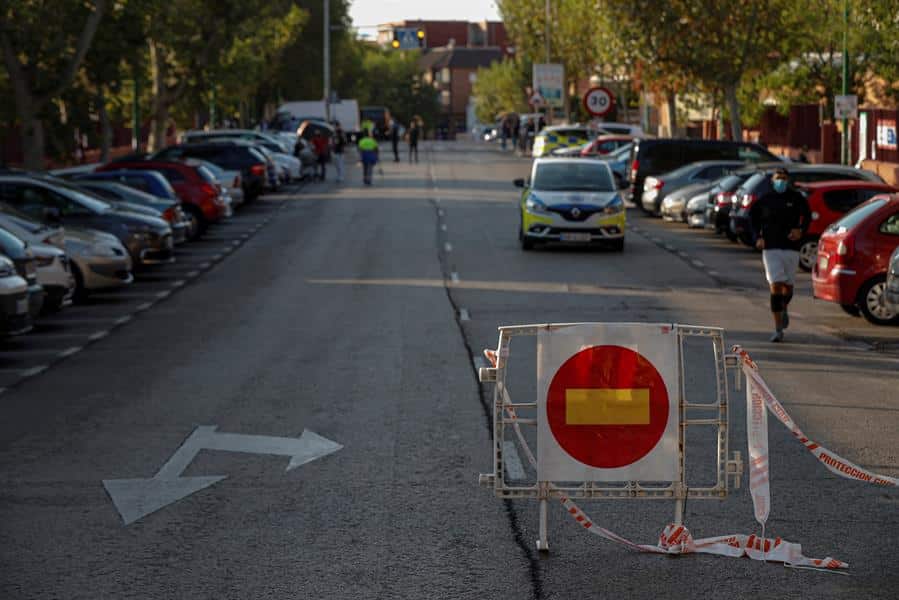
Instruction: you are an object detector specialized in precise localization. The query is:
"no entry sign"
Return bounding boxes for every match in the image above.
[546,345,669,468]
[537,323,679,482]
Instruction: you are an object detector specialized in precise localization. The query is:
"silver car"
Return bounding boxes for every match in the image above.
[886,245,899,313]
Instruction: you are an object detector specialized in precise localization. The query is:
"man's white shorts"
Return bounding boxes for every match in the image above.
[762,249,800,285]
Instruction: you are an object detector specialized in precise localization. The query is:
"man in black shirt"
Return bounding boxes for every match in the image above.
[750,168,812,342]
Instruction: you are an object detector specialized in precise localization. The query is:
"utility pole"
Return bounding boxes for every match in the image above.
[209,83,217,130]
[323,0,331,122]
[544,0,550,64]
[841,0,849,165]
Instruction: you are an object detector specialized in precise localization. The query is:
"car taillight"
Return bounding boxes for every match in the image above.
[630,159,639,180]
[250,164,265,177]
[716,192,733,206]
[653,178,664,190]
[741,193,757,208]
[163,206,176,223]
[837,238,853,258]
[200,183,217,198]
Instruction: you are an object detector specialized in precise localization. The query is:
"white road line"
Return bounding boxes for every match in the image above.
[459,308,470,321]
[21,365,48,378]
[211,254,223,261]
[440,224,447,231]
[57,346,83,359]
[692,260,705,268]
[135,302,153,311]
[114,316,132,325]
[664,244,675,251]
[678,251,689,258]
[503,441,527,480]
[708,270,720,277]
[199,262,211,269]
[156,291,171,299]
[437,209,445,217]
[88,330,109,341]
[171,280,186,288]
[185,271,199,278]
[450,272,460,283]
[650,237,662,243]
[444,242,453,252]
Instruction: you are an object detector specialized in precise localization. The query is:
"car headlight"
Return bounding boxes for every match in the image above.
[525,194,550,214]
[603,196,624,214]
[0,255,16,277]
[89,243,119,257]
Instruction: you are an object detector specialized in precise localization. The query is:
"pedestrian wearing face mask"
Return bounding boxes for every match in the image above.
[749,168,811,342]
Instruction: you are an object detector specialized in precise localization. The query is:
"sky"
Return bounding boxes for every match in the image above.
[349,0,502,33]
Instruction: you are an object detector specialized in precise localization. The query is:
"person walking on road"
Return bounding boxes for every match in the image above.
[311,130,330,181]
[408,118,420,163]
[332,122,347,183]
[750,168,811,342]
[390,120,401,162]
[357,129,379,186]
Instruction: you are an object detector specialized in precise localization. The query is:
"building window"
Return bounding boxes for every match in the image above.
[441,68,451,84]
[441,90,451,107]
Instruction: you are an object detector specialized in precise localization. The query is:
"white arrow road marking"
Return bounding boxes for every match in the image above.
[103,425,342,525]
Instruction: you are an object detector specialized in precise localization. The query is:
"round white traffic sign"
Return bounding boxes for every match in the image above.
[583,86,614,117]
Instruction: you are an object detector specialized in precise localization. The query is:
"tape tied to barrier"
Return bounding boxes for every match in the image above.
[495,344,899,571]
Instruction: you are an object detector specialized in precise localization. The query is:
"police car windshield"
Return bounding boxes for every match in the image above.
[533,162,615,192]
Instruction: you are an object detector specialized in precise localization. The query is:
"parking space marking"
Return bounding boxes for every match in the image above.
[437,209,445,217]
[185,271,199,278]
[21,365,49,378]
[444,242,453,252]
[156,291,171,299]
[88,331,109,341]
[171,279,187,288]
[708,270,721,277]
[57,346,83,359]
[450,272,460,283]
[459,308,471,321]
[441,224,447,231]
[692,260,706,268]
[135,302,154,311]
[115,316,132,325]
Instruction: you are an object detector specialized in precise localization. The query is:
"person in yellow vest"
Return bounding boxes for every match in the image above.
[357,129,379,186]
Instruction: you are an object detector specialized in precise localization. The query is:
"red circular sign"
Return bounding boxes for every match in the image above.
[583,86,614,117]
[547,345,669,468]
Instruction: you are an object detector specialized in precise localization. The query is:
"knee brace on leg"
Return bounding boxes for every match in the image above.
[770,293,785,313]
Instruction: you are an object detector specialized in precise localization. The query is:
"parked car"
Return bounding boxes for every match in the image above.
[642,160,745,215]
[704,168,774,238]
[96,159,228,234]
[730,164,884,245]
[0,226,43,318]
[685,191,710,228]
[580,135,635,157]
[71,180,190,244]
[885,245,899,313]
[812,195,899,324]
[550,142,591,157]
[598,143,634,180]
[627,138,780,207]
[192,160,244,208]
[792,180,898,271]
[182,129,292,153]
[593,122,644,136]
[24,239,74,313]
[149,143,268,203]
[532,125,595,158]
[0,174,174,267]
[661,181,718,222]
[515,158,625,251]
[72,169,180,203]
[0,254,32,336]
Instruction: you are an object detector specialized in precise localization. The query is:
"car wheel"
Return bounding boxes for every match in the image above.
[184,205,206,239]
[724,228,738,242]
[840,303,861,317]
[71,263,89,303]
[608,238,625,252]
[798,238,818,272]
[857,276,899,325]
[738,231,755,247]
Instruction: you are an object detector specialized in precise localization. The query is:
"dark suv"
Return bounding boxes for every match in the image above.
[627,139,780,207]
[151,142,269,202]
[729,164,884,245]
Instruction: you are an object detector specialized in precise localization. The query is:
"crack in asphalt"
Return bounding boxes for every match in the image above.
[425,147,545,600]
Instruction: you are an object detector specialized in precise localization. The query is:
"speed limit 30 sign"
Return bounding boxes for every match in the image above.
[584,86,614,117]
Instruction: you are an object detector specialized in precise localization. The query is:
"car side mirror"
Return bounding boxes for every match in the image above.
[43,207,61,223]
[513,178,525,188]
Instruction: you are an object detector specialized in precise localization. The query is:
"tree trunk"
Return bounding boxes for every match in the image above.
[725,83,743,142]
[149,101,169,152]
[21,111,45,170]
[148,39,168,152]
[666,92,677,137]
[97,91,112,162]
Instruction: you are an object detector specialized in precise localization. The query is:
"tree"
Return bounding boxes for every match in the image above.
[472,60,529,123]
[856,0,899,104]
[0,0,107,169]
[352,48,439,127]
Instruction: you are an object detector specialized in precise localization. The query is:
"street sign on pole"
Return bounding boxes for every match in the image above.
[393,27,424,50]
[532,63,565,109]
[834,94,858,120]
[583,86,615,117]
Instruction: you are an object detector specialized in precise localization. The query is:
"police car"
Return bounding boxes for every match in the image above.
[514,158,626,251]
[531,125,594,158]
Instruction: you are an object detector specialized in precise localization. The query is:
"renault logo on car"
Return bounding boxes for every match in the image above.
[570,207,581,218]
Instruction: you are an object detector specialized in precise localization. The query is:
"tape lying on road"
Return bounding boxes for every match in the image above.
[494,344,899,571]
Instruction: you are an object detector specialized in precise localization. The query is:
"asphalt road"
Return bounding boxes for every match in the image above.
[1,142,897,599]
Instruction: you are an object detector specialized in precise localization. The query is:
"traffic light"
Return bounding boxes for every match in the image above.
[391,31,400,49]
[417,29,425,47]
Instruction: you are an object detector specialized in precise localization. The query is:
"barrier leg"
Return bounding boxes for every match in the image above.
[537,496,549,552]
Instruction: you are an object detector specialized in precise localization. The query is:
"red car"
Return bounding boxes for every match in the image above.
[795,180,897,271]
[813,194,899,324]
[97,160,228,234]
[580,135,633,157]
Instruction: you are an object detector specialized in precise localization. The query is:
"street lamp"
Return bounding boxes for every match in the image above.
[841,0,849,165]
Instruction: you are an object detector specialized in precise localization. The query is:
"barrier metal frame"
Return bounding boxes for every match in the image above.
[477,323,744,552]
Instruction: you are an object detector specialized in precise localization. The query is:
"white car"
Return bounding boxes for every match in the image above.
[182,129,292,154]
[30,242,75,312]
[686,193,709,228]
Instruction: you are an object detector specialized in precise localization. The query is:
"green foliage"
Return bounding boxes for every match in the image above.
[352,48,439,126]
[471,60,529,123]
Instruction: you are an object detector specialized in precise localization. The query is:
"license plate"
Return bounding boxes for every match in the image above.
[560,232,592,242]
[16,297,28,314]
[819,256,828,271]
